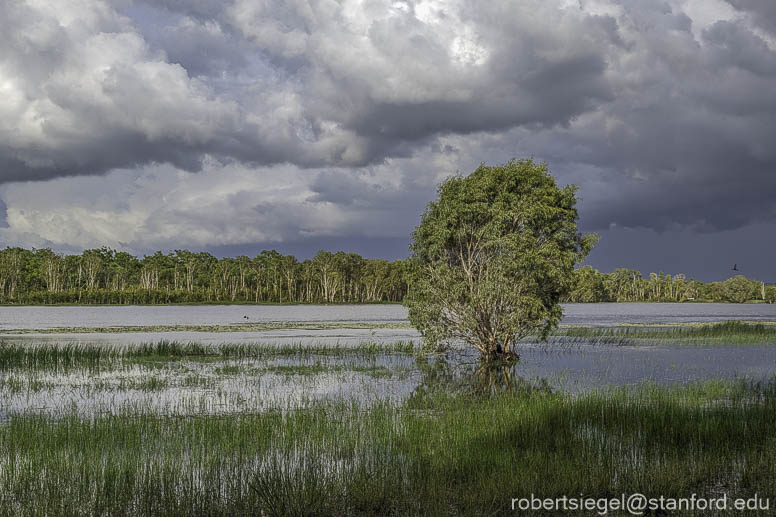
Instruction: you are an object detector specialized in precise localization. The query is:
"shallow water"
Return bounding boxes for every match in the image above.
[1,302,775,331]
[1,303,776,418]
[0,304,408,329]
[560,302,776,326]
[0,352,420,418]
[2,341,775,418]
[0,327,420,346]
[513,342,776,393]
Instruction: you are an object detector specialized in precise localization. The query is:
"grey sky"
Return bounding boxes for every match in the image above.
[0,0,774,281]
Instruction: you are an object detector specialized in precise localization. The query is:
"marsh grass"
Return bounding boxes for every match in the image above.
[2,333,776,515]
[0,374,177,393]
[553,320,776,345]
[0,340,418,416]
[1,379,775,516]
[0,340,418,372]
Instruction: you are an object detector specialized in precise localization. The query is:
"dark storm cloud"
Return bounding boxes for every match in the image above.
[543,97,776,232]
[494,3,776,235]
[138,0,226,21]
[1,0,775,264]
[704,20,776,76]
[585,222,776,282]
[0,0,619,183]
[128,3,251,77]
[725,0,776,34]
[158,21,248,77]
[0,198,8,228]
[308,169,434,210]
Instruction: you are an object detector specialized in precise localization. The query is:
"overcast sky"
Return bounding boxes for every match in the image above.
[1,0,775,281]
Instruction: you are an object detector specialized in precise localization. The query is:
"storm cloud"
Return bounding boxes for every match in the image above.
[0,0,774,280]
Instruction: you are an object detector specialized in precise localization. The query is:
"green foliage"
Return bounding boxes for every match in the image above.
[721,275,757,303]
[766,285,776,304]
[564,267,768,304]
[0,241,769,307]
[559,320,776,345]
[567,265,606,302]
[0,246,409,304]
[404,159,595,358]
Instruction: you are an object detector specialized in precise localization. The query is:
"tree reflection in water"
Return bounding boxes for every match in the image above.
[411,353,552,399]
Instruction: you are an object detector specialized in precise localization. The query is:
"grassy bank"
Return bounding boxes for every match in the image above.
[0,321,413,335]
[0,340,417,371]
[4,321,775,347]
[554,321,776,345]
[1,379,775,516]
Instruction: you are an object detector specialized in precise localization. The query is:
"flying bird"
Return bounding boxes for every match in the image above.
[732,264,739,272]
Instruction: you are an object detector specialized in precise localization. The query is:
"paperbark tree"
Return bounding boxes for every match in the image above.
[404,159,596,361]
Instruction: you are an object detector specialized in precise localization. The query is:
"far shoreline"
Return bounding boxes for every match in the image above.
[1,300,773,307]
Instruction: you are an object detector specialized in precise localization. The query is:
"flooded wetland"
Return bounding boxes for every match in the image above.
[2,303,776,515]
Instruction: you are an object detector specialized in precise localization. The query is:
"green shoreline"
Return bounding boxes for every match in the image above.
[0,321,414,335]
[2,321,776,346]
[1,300,772,307]
[0,300,404,307]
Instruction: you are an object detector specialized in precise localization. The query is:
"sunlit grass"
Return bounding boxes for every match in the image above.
[552,320,776,345]
[1,379,774,516]
[0,340,418,372]
[1,331,775,515]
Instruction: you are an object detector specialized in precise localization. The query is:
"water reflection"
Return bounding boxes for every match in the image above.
[0,350,423,418]
[411,355,552,398]
[470,362,552,396]
[2,339,776,418]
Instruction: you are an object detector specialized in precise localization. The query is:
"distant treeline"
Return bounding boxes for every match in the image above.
[566,266,774,304]
[0,247,409,304]
[0,247,773,305]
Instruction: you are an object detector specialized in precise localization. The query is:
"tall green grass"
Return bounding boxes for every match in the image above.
[555,320,776,345]
[0,340,418,371]
[1,379,774,516]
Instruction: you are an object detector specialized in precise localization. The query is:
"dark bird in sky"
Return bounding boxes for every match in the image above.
[732,264,739,272]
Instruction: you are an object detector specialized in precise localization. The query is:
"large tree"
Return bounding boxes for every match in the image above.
[721,275,755,303]
[405,159,596,361]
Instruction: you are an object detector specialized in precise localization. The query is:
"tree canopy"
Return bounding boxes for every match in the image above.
[0,247,408,305]
[404,159,597,360]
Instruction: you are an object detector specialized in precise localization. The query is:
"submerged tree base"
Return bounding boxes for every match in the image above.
[482,348,519,364]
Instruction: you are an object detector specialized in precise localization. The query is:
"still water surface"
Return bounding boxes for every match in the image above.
[1,302,775,330]
[1,303,775,416]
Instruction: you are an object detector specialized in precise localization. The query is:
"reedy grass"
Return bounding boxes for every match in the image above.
[553,320,776,345]
[263,362,399,378]
[0,340,418,372]
[1,379,775,516]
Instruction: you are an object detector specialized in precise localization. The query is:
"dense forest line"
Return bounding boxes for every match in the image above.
[566,265,774,304]
[0,247,773,305]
